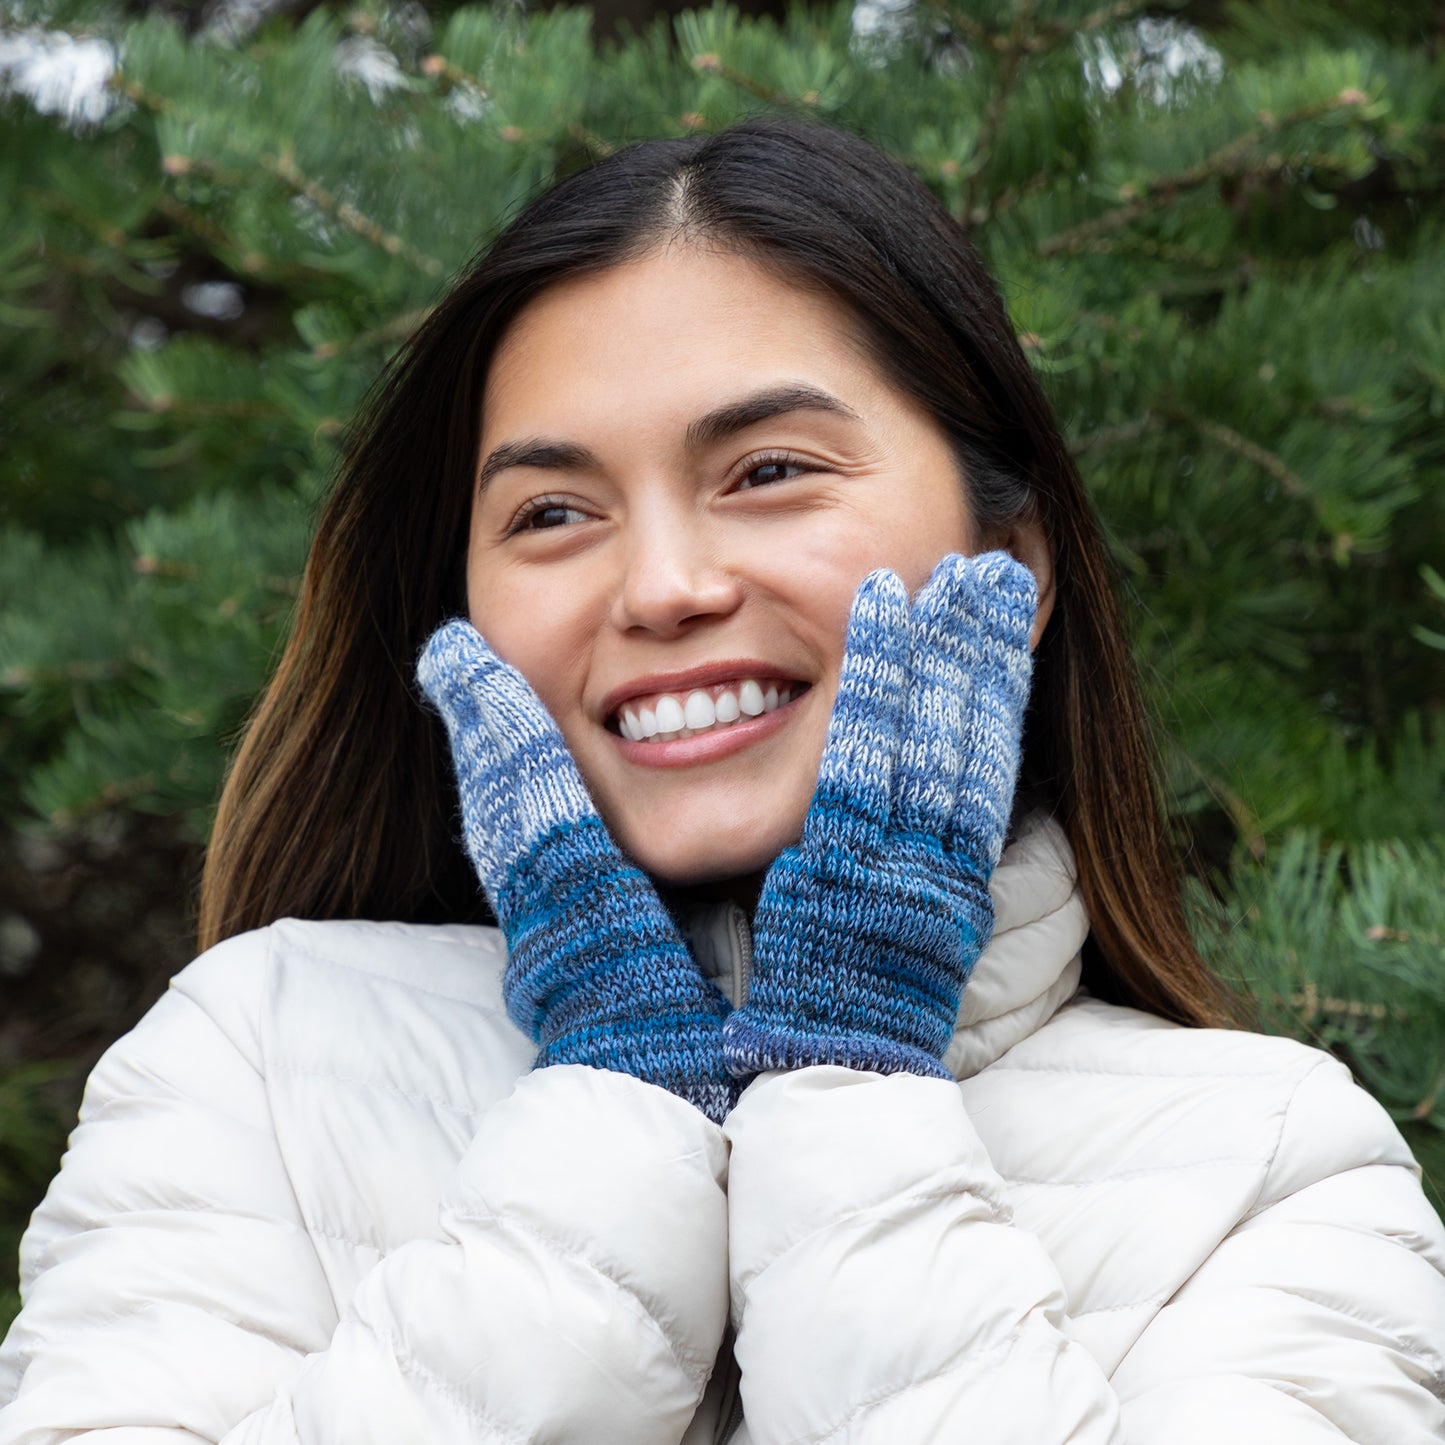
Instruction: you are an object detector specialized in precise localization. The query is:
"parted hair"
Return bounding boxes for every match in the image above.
[199,116,1237,1030]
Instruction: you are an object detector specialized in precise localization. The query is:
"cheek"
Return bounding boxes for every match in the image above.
[773,501,974,653]
[465,561,582,727]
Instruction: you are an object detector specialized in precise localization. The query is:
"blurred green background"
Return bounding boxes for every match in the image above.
[1,0,1443,1330]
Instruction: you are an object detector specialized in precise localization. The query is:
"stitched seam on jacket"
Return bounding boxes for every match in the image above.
[1070,1294,1168,1317]
[1002,1155,1266,1188]
[1123,1373,1354,1434]
[78,1294,322,1362]
[268,1062,485,1118]
[448,1207,716,1385]
[1243,1277,1445,1383]
[804,1320,1028,1444]
[735,1183,1006,1331]
[369,1319,534,1443]
[274,931,511,1014]
[1240,1056,1335,1219]
[166,953,270,1083]
[985,1062,1300,1080]
[72,1198,383,1259]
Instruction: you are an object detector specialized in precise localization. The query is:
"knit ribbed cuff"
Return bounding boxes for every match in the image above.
[720,1010,953,1081]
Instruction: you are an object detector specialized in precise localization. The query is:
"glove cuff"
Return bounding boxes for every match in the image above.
[720,1010,953,1081]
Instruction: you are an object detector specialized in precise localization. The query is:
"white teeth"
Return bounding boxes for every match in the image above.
[684,690,715,729]
[653,695,686,734]
[616,678,803,742]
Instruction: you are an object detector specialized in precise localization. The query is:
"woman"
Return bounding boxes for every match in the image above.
[1,118,1442,1442]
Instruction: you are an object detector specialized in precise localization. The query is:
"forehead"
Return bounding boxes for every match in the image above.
[480,247,893,441]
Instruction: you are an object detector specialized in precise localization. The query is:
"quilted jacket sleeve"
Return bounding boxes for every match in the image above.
[0,932,730,1445]
[723,1064,1445,1445]
[1109,1052,1445,1442]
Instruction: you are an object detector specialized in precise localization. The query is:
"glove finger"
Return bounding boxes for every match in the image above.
[802,569,910,852]
[946,552,1037,872]
[418,618,595,892]
[894,552,984,838]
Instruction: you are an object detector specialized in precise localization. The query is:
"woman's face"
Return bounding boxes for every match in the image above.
[465,246,984,886]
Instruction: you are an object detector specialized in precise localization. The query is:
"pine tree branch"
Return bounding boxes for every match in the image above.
[1169,408,1308,500]
[928,0,1153,56]
[46,774,157,827]
[1181,750,1267,856]
[1412,1059,1445,1122]
[565,122,617,160]
[261,151,445,279]
[689,52,821,110]
[152,194,325,287]
[975,164,1059,224]
[962,29,1025,225]
[110,69,445,279]
[1062,235,1234,271]
[309,305,433,361]
[1288,980,1394,1024]
[419,51,488,99]
[132,553,297,596]
[134,396,280,419]
[1,661,132,690]
[1069,412,1166,457]
[1038,92,1375,258]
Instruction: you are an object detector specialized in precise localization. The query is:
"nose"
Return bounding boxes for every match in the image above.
[609,509,743,638]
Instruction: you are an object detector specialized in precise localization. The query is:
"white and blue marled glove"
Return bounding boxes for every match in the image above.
[722,551,1038,1079]
[418,620,738,1124]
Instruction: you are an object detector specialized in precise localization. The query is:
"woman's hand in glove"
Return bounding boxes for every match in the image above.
[722,551,1037,1079]
[419,619,738,1123]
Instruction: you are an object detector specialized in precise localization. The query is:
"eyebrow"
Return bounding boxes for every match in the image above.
[476,383,861,493]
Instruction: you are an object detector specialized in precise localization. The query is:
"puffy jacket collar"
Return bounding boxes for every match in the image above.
[943,809,1088,1079]
[681,810,1088,1081]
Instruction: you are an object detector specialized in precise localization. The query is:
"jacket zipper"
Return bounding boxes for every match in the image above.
[717,1378,744,1444]
[728,903,753,1007]
[711,1326,744,1445]
[717,908,751,1443]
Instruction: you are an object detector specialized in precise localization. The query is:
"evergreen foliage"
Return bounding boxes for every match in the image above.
[2,0,1442,1326]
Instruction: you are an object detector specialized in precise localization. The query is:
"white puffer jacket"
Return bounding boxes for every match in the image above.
[2,814,1443,1443]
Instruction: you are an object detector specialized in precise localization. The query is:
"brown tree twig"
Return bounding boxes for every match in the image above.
[110,69,445,279]
[1069,412,1165,457]
[961,34,1025,224]
[689,51,820,110]
[309,305,433,361]
[928,0,1150,56]
[1038,92,1374,257]
[261,151,444,278]
[1170,409,1308,500]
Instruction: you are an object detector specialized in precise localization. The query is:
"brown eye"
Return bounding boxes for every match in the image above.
[508,498,588,535]
[738,459,807,490]
[526,505,581,530]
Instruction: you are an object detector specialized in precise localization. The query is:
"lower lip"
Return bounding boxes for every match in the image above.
[610,692,807,768]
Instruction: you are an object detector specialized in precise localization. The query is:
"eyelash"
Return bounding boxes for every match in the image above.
[503,452,818,536]
[734,450,815,489]
[505,494,588,536]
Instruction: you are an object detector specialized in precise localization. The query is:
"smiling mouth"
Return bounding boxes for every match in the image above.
[610,679,809,742]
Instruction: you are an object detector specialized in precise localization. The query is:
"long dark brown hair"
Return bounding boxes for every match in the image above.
[199,117,1235,1029]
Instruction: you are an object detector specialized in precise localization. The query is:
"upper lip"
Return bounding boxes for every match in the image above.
[598,660,809,722]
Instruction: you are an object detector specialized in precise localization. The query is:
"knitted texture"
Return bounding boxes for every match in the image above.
[418,620,736,1123]
[722,552,1037,1078]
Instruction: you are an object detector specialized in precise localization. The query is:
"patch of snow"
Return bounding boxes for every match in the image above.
[0,27,116,125]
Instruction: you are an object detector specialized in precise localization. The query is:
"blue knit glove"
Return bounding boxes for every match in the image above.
[721,552,1037,1079]
[418,620,737,1123]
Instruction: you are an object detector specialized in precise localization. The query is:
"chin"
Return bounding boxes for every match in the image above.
[613,816,802,889]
